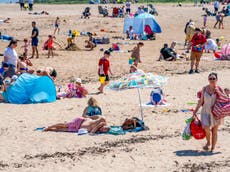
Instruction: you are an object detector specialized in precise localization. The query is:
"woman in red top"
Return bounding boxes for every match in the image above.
[98,50,113,94]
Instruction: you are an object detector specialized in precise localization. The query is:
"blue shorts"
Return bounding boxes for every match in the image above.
[32,37,38,46]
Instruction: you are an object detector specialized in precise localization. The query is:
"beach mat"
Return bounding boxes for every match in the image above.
[141,102,170,107]
[35,125,147,135]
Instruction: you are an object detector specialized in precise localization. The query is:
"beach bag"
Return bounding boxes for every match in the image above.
[182,117,193,140]
[190,115,206,140]
[121,117,144,130]
[150,87,163,105]
[212,87,230,120]
[102,37,110,44]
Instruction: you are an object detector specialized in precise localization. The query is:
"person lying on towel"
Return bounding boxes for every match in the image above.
[43,116,110,133]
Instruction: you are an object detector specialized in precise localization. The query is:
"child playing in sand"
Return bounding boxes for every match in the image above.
[98,50,113,94]
[57,78,88,99]
[82,97,102,120]
[85,33,96,51]
[44,35,62,58]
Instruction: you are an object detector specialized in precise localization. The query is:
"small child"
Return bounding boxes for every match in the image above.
[57,78,88,99]
[44,35,62,58]
[216,38,222,49]
[21,38,30,56]
[203,14,207,27]
[98,50,113,93]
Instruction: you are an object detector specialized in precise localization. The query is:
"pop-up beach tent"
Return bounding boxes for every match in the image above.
[2,73,56,104]
[123,13,162,34]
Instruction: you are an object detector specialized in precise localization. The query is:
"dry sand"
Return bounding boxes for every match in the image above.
[0,3,230,172]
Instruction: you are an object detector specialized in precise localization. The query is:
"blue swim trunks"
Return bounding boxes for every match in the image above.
[32,37,38,46]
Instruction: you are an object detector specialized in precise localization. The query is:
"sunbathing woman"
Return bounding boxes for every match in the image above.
[82,97,102,120]
[43,116,109,133]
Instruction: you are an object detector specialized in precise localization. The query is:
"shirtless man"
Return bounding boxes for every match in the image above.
[43,116,109,133]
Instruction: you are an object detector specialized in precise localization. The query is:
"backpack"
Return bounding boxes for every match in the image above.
[150,87,164,105]
[121,117,145,131]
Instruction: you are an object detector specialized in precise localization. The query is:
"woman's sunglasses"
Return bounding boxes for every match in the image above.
[209,77,216,81]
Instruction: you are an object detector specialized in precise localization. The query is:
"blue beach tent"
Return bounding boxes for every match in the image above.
[2,73,56,104]
[123,13,162,34]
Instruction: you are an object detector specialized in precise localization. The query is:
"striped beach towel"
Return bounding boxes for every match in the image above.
[212,87,230,120]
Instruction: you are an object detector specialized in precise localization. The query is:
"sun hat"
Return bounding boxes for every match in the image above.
[75,78,82,84]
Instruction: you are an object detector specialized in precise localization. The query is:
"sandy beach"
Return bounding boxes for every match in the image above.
[0,3,230,172]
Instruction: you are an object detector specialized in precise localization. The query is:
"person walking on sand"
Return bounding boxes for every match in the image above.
[53,17,60,35]
[19,0,25,11]
[193,73,224,151]
[188,28,206,74]
[98,50,113,94]
[31,21,39,59]
[28,0,34,11]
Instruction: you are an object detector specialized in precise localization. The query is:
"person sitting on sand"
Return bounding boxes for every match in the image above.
[36,67,57,80]
[158,43,176,61]
[28,11,49,15]
[0,18,10,24]
[85,33,96,51]
[205,39,218,53]
[0,63,9,85]
[57,78,88,99]
[17,53,33,74]
[43,116,110,134]
[82,97,102,120]
[126,26,134,39]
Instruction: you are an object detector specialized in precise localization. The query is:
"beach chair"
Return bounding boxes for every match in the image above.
[112,7,119,17]
[81,7,91,19]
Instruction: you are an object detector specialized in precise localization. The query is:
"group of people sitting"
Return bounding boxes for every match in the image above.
[126,26,155,41]
[158,42,179,61]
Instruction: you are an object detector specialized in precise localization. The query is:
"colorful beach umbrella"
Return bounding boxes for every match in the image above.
[107,70,168,121]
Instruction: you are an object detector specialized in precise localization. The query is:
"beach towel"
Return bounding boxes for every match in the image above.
[2,73,56,104]
[141,102,170,107]
[35,125,146,135]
